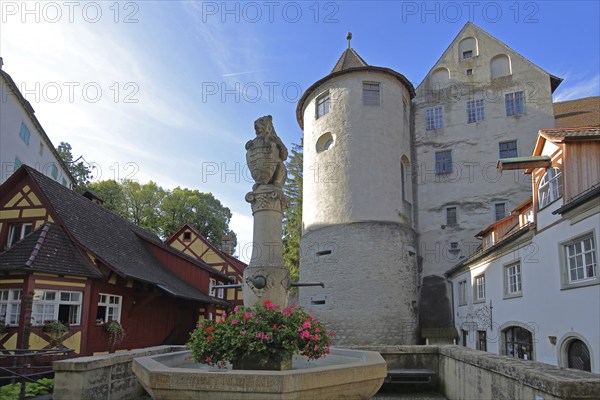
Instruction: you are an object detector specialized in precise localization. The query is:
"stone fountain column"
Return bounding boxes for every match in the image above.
[243,116,290,308]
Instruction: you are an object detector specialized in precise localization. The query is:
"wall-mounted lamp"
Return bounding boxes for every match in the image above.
[548,336,557,345]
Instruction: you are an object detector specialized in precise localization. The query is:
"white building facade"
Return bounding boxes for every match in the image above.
[0,59,73,187]
[447,127,600,373]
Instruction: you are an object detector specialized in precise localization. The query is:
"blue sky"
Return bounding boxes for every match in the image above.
[1,1,598,258]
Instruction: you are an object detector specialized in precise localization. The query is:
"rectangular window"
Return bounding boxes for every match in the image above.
[19,122,30,145]
[446,207,457,225]
[494,203,506,221]
[316,92,330,119]
[96,293,122,324]
[362,82,380,106]
[435,150,452,174]
[0,289,22,325]
[477,330,487,351]
[467,99,485,123]
[505,91,525,116]
[485,233,493,247]
[505,262,522,296]
[565,235,597,283]
[209,278,216,297]
[466,69,473,76]
[31,290,82,325]
[458,280,467,306]
[461,329,468,346]
[426,106,443,130]
[463,50,473,59]
[499,140,518,159]
[474,274,486,302]
[7,223,32,248]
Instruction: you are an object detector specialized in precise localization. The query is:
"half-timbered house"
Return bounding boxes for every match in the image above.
[0,166,230,356]
[166,224,246,307]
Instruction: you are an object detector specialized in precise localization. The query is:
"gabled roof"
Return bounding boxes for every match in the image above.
[416,22,562,93]
[554,96,600,128]
[0,166,229,305]
[166,223,247,275]
[0,68,75,184]
[0,222,101,277]
[539,127,600,141]
[331,48,368,72]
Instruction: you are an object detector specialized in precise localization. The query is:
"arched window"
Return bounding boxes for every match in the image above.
[568,339,592,372]
[491,54,511,79]
[503,326,533,360]
[459,37,478,59]
[538,167,563,208]
[430,68,450,88]
[316,132,334,154]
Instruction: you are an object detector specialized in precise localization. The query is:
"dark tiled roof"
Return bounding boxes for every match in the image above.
[554,97,600,128]
[331,48,368,73]
[21,167,227,304]
[0,223,100,277]
[540,127,600,140]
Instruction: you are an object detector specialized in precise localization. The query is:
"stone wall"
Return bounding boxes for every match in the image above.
[53,345,184,400]
[300,222,418,346]
[356,345,600,400]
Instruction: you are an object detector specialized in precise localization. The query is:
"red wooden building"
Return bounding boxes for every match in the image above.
[0,166,230,356]
[166,223,247,308]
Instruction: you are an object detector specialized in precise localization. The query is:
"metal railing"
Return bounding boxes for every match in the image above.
[0,348,74,400]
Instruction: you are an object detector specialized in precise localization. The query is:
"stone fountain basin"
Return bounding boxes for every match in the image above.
[132,347,386,400]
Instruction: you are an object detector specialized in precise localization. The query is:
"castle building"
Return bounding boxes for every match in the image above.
[297,36,419,345]
[297,23,565,345]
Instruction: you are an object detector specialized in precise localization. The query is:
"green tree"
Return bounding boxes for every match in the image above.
[160,187,236,249]
[282,142,302,283]
[121,180,166,235]
[56,142,93,192]
[87,180,126,216]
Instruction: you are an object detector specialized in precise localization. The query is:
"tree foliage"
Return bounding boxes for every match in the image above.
[56,142,94,192]
[282,142,302,283]
[87,179,236,250]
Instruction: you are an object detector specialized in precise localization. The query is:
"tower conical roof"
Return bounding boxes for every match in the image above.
[331,48,368,72]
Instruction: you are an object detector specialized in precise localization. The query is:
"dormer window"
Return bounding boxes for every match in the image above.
[538,167,563,208]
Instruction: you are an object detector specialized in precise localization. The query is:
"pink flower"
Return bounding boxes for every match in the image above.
[205,356,213,364]
[240,330,246,335]
[242,312,254,321]
[282,307,291,317]
[231,319,238,325]
[206,326,214,333]
[300,330,311,339]
[233,306,239,313]
[263,300,275,310]
[302,320,311,329]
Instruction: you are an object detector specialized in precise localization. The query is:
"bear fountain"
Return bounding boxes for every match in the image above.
[132,116,387,399]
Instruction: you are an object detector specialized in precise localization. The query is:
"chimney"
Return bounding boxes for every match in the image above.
[221,234,233,255]
[0,57,4,70]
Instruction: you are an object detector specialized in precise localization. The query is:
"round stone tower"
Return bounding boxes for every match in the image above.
[297,37,419,345]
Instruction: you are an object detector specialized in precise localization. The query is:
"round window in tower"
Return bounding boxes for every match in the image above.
[316,132,334,153]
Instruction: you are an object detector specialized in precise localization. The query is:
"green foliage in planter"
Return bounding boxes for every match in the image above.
[42,320,69,336]
[103,320,126,347]
[188,301,334,368]
[0,378,53,399]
